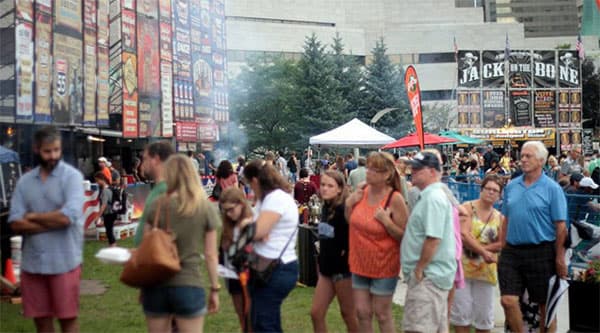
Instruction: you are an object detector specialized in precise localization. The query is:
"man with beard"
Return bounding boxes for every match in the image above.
[8,126,85,333]
[133,141,174,246]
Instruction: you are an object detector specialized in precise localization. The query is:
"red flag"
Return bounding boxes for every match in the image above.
[596,0,600,10]
[404,65,425,150]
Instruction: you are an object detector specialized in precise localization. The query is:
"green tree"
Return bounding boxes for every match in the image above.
[229,55,299,154]
[330,34,364,119]
[582,58,600,128]
[362,38,410,138]
[292,33,348,146]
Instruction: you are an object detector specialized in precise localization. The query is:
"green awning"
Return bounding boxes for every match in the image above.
[438,130,485,145]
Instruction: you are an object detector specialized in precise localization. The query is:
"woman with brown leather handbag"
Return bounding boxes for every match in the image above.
[138,154,222,333]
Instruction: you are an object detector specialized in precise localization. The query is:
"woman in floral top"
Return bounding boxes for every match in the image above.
[450,174,504,333]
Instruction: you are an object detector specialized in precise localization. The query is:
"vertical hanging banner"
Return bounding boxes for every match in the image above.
[122,9,137,53]
[137,0,158,18]
[533,90,556,128]
[97,0,110,46]
[122,52,139,137]
[83,0,98,126]
[160,0,172,21]
[173,0,194,122]
[213,0,228,122]
[16,0,34,21]
[34,13,53,123]
[510,90,531,127]
[508,50,531,89]
[558,50,580,88]
[404,65,425,150]
[558,90,570,128]
[457,91,469,128]
[191,0,213,121]
[55,0,83,32]
[97,46,110,127]
[482,90,505,128]
[52,34,83,125]
[457,50,481,88]
[159,21,173,61]
[15,20,34,123]
[569,90,582,128]
[137,15,161,137]
[481,51,505,88]
[533,50,557,88]
[161,61,174,137]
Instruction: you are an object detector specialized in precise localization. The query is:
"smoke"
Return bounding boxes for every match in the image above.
[212,121,248,162]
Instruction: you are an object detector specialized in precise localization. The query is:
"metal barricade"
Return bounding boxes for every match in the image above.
[565,193,600,269]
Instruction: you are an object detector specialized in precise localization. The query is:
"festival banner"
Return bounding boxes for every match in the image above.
[558,90,570,128]
[533,90,556,128]
[53,33,83,124]
[109,16,122,48]
[508,50,531,89]
[198,117,218,142]
[457,91,469,128]
[15,20,34,123]
[558,50,580,88]
[481,50,504,88]
[122,52,138,137]
[174,79,194,121]
[83,32,97,126]
[138,97,160,137]
[122,9,137,53]
[583,128,594,156]
[84,0,97,30]
[97,46,110,126]
[569,90,582,128]
[510,90,531,127]
[159,0,171,21]
[173,0,190,27]
[560,129,582,152]
[109,0,121,21]
[404,65,425,150]
[213,0,226,51]
[55,0,83,33]
[468,91,481,127]
[122,0,136,10]
[36,0,53,14]
[192,56,213,109]
[160,21,173,61]
[482,90,505,128]
[137,16,160,97]
[97,0,110,46]
[34,13,53,123]
[175,121,198,142]
[137,0,158,18]
[108,50,123,115]
[160,61,174,137]
[16,0,33,22]
[533,50,557,88]
[457,50,481,88]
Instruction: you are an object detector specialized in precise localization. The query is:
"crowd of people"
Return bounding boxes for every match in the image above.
[8,125,600,333]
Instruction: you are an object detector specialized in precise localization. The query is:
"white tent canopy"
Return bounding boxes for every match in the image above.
[309,118,395,148]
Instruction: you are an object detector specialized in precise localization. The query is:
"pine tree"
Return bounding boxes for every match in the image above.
[292,33,348,145]
[362,38,410,138]
[330,34,364,120]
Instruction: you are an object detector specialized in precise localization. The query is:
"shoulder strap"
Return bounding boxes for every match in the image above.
[384,190,396,209]
[276,227,298,259]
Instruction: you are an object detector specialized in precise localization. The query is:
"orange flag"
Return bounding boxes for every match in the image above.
[404,65,425,150]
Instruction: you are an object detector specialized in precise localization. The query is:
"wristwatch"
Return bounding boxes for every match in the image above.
[210,285,221,292]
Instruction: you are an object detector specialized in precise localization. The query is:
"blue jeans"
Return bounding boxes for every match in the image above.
[250,260,298,332]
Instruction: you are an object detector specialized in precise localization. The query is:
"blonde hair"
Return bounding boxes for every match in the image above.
[164,154,207,216]
[367,151,404,193]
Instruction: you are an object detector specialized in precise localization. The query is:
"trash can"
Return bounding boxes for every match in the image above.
[298,224,318,287]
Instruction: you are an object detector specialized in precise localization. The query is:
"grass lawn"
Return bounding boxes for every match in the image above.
[1,238,404,332]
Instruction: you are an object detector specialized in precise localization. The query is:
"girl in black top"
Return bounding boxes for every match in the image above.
[310,170,358,332]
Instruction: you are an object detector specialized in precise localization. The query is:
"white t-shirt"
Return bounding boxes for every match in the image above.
[253,189,298,264]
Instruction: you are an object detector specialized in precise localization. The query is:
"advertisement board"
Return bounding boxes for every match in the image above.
[16,0,33,21]
[53,33,83,124]
[510,90,531,127]
[558,90,570,128]
[97,46,110,126]
[533,50,557,88]
[122,52,138,137]
[175,121,198,142]
[569,90,582,129]
[533,90,556,128]
[560,129,582,152]
[457,50,481,88]
[84,0,97,30]
[481,50,504,88]
[159,0,172,21]
[83,33,97,126]
[508,50,531,89]
[36,0,53,14]
[137,0,158,18]
[558,50,580,88]
[34,13,53,123]
[161,61,174,137]
[55,0,83,33]
[122,9,137,53]
[468,91,481,127]
[482,90,505,128]
[160,21,173,61]
[15,21,34,123]
[137,16,160,97]
[97,0,110,46]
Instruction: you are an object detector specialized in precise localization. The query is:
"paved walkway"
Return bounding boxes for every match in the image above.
[392,280,570,332]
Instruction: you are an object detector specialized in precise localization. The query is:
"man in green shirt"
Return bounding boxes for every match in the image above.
[134,141,175,246]
[588,151,600,175]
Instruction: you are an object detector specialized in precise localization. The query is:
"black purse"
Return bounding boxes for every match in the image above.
[249,228,297,287]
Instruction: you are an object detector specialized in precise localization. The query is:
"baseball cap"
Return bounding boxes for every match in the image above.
[570,173,584,183]
[98,157,111,167]
[408,152,441,171]
[579,177,599,189]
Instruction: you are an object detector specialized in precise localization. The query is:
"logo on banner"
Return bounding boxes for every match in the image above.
[459,52,480,85]
[559,52,579,86]
[56,59,67,96]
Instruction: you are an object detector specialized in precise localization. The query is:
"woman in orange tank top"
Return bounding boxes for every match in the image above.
[345,152,409,333]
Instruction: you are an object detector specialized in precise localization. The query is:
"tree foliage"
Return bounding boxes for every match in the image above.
[361,38,410,138]
[330,34,364,119]
[229,55,299,154]
[582,58,600,129]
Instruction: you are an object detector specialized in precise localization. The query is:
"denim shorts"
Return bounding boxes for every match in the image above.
[352,273,398,296]
[142,286,207,318]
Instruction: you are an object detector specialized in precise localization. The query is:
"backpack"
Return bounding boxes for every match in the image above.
[110,186,127,215]
[287,157,297,173]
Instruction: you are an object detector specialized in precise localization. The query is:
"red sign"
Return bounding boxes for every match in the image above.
[404,65,425,150]
[175,122,198,142]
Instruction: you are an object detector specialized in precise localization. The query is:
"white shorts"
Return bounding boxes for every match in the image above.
[450,279,495,330]
[402,272,450,333]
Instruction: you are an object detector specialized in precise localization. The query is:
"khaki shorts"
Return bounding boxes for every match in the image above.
[402,272,449,332]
